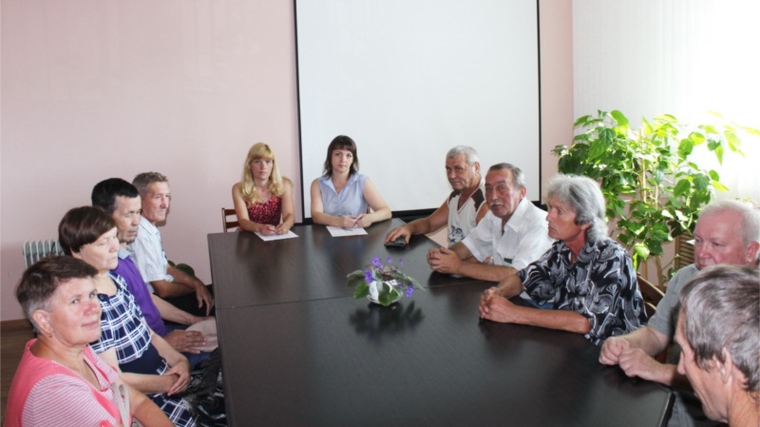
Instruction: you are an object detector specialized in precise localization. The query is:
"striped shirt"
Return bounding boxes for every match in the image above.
[5,341,124,427]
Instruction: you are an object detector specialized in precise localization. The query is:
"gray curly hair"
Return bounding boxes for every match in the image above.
[546,174,608,244]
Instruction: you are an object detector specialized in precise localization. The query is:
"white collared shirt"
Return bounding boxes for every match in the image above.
[462,197,554,270]
[128,216,172,284]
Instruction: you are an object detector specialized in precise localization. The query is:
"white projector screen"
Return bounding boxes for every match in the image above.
[296,0,540,219]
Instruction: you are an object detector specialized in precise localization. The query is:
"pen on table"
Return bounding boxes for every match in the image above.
[341,214,351,230]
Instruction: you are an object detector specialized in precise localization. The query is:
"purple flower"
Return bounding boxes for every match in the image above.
[387,256,393,265]
[364,269,373,282]
[405,286,414,297]
[372,257,382,269]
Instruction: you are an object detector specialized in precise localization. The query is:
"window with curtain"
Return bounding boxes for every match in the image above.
[573,0,760,203]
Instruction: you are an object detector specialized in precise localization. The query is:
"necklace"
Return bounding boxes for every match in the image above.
[57,359,100,389]
[38,339,102,390]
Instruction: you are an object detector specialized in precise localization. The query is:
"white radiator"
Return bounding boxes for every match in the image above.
[22,239,64,268]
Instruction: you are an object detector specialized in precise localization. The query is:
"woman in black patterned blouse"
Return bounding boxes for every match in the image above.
[478,174,646,345]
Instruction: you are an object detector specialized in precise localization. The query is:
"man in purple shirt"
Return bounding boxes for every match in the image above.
[92,178,212,366]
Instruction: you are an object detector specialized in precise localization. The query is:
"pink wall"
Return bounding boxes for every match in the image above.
[0,0,572,321]
[539,0,573,186]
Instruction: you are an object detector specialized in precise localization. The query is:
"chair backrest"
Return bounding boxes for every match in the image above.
[22,239,65,268]
[222,208,239,233]
[674,234,695,270]
[636,273,665,319]
[637,273,668,362]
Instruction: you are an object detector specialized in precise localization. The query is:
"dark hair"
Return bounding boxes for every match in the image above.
[680,264,760,393]
[16,256,97,332]
[487,163,526,190]
[132,172,169,198]
[322,135,359,178]
[58,206,117,255]
[91,178,140,214]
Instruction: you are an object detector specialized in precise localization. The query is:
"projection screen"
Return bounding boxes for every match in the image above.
[295,0,540,218]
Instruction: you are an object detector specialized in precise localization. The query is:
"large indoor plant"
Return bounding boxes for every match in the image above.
[553,110,754,285]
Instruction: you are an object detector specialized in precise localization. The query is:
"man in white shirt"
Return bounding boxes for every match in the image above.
[385,146,488,246]
[129,172,214,316]
[427,163,553,283]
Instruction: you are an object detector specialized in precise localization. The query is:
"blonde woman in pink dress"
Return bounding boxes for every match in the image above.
[232,142,295,235]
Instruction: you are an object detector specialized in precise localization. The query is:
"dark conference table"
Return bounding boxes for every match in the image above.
[208,219,673,427]
[208,218,479,310]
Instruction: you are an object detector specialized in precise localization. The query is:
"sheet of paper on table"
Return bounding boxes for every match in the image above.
[326,226,368,237]
[255,230,299,241]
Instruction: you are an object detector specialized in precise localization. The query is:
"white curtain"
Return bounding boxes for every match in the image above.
[573,0,760,203]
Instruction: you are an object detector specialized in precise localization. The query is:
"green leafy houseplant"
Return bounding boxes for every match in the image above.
[553,110,755,284]
[347,256,424,306]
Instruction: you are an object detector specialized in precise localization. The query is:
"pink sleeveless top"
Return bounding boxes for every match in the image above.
[5,340,126,427]
[247,196,282,226]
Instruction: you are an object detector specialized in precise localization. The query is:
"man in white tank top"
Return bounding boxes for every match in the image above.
[385,146,488,246]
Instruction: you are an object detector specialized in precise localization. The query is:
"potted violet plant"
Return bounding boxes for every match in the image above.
[347,256,423,306]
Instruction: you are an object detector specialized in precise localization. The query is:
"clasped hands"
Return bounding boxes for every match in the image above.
[341,214,370,229]
[258,223,291,236]
[165,358,191,396]
[478,286,518,323]
[426,247,462,274]
[599,337,663,382]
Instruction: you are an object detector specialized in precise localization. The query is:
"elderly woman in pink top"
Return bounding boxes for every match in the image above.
[5,256,171,427]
